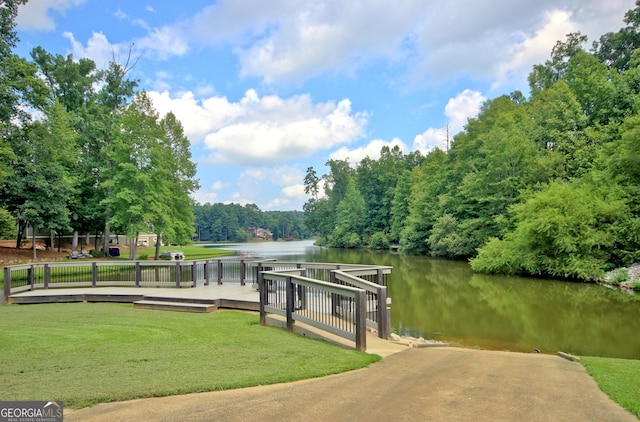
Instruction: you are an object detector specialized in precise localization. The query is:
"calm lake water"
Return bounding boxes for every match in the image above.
[206,240,640,359]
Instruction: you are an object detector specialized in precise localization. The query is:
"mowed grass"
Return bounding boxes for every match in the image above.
[582,356,640,418]
[154,245,234,259]
[0,303,379,409]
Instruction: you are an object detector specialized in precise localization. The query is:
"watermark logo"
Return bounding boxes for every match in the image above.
[0,401,63,422]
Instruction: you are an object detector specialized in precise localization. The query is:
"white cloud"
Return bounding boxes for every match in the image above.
[330,138,408,166]
[211,181,232,190]
[135,25,189,60]
[192,190,218,205]
[63,31,119,68]
[16,0,85,31]
[282,184,306,198]
[413,90,486,153]
[492,10,579,91]
[234,1,422,83]
[148,90,244,142]
[413,128,447,155]
[150,89,367,166]
[444,90,486,134]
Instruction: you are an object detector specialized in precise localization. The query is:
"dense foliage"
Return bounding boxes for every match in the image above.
[0,3,198,257]
[303,2,640,280]
[193,203,309,242]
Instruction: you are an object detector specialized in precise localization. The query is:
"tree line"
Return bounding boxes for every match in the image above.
[193,203,309,242]
[0,0,198,259]
[303,2,640,281]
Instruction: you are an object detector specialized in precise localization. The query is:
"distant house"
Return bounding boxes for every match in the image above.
[247,227,273,240]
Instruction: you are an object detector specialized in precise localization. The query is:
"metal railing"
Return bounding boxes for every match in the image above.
[259,270,368,351]
[4,258,392,350]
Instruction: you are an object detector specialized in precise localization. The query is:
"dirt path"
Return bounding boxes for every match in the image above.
[66,347,636,422]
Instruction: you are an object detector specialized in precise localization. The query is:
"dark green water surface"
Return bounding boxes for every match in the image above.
[210,241,640,359]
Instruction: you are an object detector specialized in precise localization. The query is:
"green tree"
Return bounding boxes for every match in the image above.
[151,111,199,257]
[400,148,447,254]
[592,0,640,72]
[1,102,78,256]
[329,179,365,248]
[101,92,161,259]
[528,32,588,96]
[471,181,629,281]
[389,170,412,243]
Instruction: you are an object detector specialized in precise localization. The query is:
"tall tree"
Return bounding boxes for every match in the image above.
[151,111,199,258]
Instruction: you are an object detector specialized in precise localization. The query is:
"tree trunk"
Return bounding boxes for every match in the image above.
[103,214,110,257]
[130,232,139,260]
[72,230,78,251]
[16,220,26,248]
[32,226,36,260]
[154,233,162,260]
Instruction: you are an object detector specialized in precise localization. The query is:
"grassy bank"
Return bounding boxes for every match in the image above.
[582,356,640,418]
[0,303,379,409]
[155,245,235,259]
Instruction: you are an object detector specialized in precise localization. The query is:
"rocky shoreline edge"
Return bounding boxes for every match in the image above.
[602,262,640,294]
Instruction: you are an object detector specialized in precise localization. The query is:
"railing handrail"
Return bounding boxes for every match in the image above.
[262,271,365,296]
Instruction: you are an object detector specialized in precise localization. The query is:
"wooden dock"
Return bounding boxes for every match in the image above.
[7,285,260,313]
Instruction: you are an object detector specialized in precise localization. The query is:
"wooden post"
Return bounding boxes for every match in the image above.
[330,271,339,316]
[43,264,50,289]
[259,272,266,325]
[217,260,223,284]
[92,262,98,288]
[240,260,246,286]
[377,285,390,339]
[4,267,10,303]
[29,265,34,290]
[257,262,263,287]
[191,261,198,288]
[176,261,182,288]
[286,276,294,332]
[377,268,384,286]
[204,260,210,286]
[299,268,307,310]
[355,290,367,352]
[135,262,141,288]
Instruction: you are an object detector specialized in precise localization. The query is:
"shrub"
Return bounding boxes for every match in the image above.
[369,232,390,250]
[632,282,640,292]
[138,253,149,260]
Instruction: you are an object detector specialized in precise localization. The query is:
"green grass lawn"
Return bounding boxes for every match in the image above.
[0,303,379,409]
[149,245,235,260]
[582,356,640,418]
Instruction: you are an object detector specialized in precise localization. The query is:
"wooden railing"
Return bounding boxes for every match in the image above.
[4,259,392,350]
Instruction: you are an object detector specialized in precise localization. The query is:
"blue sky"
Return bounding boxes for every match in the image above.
[14,0,635,211]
